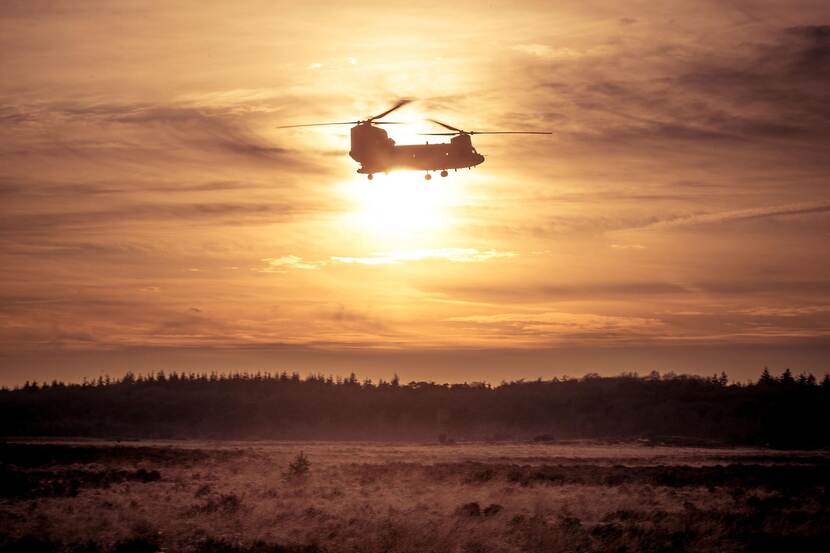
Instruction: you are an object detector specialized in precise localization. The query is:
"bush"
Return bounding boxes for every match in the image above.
[282,452,311,482]
[483,504,503,516]
[457,502,481,517]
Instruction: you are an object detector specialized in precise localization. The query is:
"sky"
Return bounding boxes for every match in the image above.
[1,0,829,386]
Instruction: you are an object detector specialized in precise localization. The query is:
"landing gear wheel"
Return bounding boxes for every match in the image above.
[367,174,373,181]
[440,170,448,177]
[424,174,432,181]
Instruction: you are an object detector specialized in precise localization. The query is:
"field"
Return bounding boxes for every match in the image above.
[1,441,828,552]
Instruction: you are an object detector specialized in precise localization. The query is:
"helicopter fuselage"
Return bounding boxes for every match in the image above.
[348,123,484,176]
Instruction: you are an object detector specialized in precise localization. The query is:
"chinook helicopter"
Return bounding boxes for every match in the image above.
[277,100,551,180]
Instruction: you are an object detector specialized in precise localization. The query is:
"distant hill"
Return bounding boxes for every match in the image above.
[1,369,828,448]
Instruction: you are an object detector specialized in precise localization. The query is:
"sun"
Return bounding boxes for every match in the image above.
[338,170,462,242]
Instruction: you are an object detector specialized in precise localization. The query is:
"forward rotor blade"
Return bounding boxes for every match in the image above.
[427,119,464,133]
[417,132,460,136]
[372,121,407,125]
[368,98,414,122]
[276,121,358,128]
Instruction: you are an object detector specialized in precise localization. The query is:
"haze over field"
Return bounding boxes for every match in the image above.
[2,441,828,552]
[2,1,829,385]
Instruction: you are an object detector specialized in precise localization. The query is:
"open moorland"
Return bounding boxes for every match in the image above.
[1,440,828,553]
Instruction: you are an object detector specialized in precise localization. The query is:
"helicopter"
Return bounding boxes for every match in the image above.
[277,100,551,180]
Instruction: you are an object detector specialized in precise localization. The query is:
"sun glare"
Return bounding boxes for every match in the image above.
[300,107,479,248]
[339,171,461,242]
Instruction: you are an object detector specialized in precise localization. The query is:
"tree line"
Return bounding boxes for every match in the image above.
[1,368,827,448]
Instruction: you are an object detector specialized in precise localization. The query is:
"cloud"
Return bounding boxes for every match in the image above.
[0,100,314,167]
[329,255,392,266]
[1,201,320,239]
[426,281,691,303]
[784,25,829,75]
[176,88,291,109]
[0,176,266,200]
[446,311,665,343]
[512,44,581,60]
[526,25,830,151]
[332,248,517,265]
[444,306,830,346]
[260,256,326,273]
[636,200,830,230]
[428,279,830,305]
[737,305,830,317]
[260,249,518,272]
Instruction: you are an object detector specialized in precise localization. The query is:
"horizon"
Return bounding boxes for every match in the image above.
[4,365,825,390]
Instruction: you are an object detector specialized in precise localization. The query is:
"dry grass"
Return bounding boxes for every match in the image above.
[0,441,828,552]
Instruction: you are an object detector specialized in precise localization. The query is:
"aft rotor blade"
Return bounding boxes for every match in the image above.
[419,130,553,136]
[427,119,464,133]
[276,121,359,128]
[470,131,552,135]
[368,98,414,122]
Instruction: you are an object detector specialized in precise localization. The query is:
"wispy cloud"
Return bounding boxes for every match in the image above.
[512,44,582,60]
[446,311,665,343]
[260,249,518,272]
[332,248,517,265]
[260,256,327,273]
[523,24,830,152]
[1,100,314,167]
[737,305,830,317]
[636,200,830,230]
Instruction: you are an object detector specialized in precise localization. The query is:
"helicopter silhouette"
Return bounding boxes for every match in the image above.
[278,100,551,180]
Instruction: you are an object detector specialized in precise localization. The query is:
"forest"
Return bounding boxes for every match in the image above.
[1,368,828,448]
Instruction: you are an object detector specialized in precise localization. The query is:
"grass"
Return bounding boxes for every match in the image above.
[0,441,828,552]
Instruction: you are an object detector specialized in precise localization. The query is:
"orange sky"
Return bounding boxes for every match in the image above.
[2,1,829,386]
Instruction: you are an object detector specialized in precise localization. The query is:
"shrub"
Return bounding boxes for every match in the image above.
[217,493,241,514]
[282,452,311,482]
[458,502,481,517]
[483,503,503,516]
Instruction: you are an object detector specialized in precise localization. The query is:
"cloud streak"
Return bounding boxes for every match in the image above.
[331,248,517,265]
[260,249,517,272]
[445,311,666,344]
[633,200,830,230]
